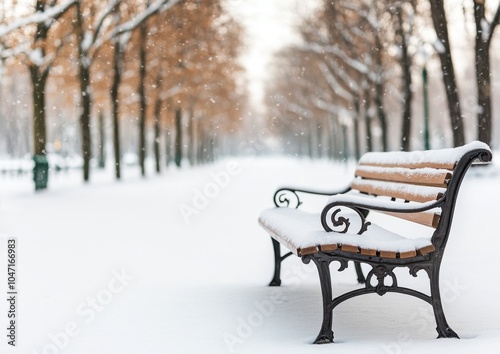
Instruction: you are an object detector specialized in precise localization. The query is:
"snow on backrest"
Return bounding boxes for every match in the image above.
[359,141,491,169]
[347,141,491,228]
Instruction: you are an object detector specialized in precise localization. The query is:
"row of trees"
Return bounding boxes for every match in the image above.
[266,0,500,159]
[0,0,246,185]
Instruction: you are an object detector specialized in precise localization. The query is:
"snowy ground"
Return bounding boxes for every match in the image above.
[0,156,499,354]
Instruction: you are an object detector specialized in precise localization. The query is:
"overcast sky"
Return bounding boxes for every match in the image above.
[226,0,320,108]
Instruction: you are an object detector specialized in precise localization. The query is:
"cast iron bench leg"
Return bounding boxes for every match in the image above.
[429,265,459,339]
[269,237,293,286]
[310,256,334,344]
[269,237,282,286]
[354,261,365,284]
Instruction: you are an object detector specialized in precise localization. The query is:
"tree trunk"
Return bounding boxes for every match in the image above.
[30,0,50,158]
[297,134,303,157]
[29,66,48,156]
[396,5,413,151]
[374,26,388,152]
[374,79,388,151]
[353,95,361,160]
[165,130,172,167]
[153,96,161,174]
[76,1,92,182]
[174,107,182,167]
[307,124,314,159]
[79,64,92,181]
[316,119,323,158]
[364,83,373,153]
[209,136,215,162]
[473,2,494,146]
[197,124,204,163]
[27,0,74,189]
[326,115,336,160]
[429,0,465,147]
[111,39,123,180]
[98,112,105,169]
[475,39,492,145]
[342,124,349,162]
[187,105,195,166]
[198,132,204,163]
[138,20,147,177]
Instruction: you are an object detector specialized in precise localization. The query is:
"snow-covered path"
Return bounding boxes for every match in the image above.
[0,157,499,354]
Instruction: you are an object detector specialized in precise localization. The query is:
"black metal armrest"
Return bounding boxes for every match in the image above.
[273,186,351,208]
[320,194,445,235]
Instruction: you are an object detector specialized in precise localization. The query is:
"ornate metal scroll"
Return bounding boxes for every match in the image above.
[273,188,302,209]
[321,203,371,235]
[365,265,397,296]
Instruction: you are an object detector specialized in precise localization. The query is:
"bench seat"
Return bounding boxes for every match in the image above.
[259,207,435,258]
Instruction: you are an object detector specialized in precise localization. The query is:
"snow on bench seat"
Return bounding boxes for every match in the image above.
[259,142,491,258]
[258,208,434,258]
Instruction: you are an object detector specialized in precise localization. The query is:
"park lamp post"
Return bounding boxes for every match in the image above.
[339,109,352,163]
[418,42,433,151]
[422,63,430,150]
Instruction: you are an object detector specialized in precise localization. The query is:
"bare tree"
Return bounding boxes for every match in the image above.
[1,0,76,189]
[473,0,500,146]
[391,1,415,151]
[429,0,465,147]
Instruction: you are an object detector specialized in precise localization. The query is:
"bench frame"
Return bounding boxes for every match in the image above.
[267,147,492,343]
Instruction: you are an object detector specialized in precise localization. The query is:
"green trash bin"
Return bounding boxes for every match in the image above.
[33,154,49,190]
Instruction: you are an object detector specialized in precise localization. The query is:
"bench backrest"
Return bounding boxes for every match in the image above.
[349,142,492,243]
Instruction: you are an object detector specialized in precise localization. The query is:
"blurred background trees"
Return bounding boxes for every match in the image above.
[1,0,499,188]
[0,0,246,186]
[265,0,500,158]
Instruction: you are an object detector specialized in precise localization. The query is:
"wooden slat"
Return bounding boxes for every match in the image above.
[379,250,397,258]
[351,180,444,203]
[338,244,432,259]
[298,246,319,256]
[355,166,451,187]
[341,244,359,253]
[417,244,436,255]
[360,248,377,256]
[320,244,338,252]
[399,250,417,259]
[384,211,441,228]
[359,160,456,170]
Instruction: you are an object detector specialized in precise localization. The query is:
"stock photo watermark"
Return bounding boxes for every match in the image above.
[179,161,242,223]
[381,277,466,354]
[5,237,18,347]
[222,263,316,353]
[32,268,133,354]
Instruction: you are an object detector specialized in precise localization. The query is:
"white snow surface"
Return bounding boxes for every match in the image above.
[351,179,446,200]
[258,208,433,253]
[0,156,499,353]
[355,165,452,179]
[359,141,491,166]
[326,193,439,211]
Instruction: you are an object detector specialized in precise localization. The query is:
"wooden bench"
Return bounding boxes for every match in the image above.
[258,141,492,343]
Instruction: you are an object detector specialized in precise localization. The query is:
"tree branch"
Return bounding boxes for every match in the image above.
[91,0,121,47]
[93,0,181,50]
[111,0,181,38]
[0,0,76,37]
[488,2,500,42]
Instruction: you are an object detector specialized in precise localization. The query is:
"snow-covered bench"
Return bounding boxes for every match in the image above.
[258,141,492,343]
